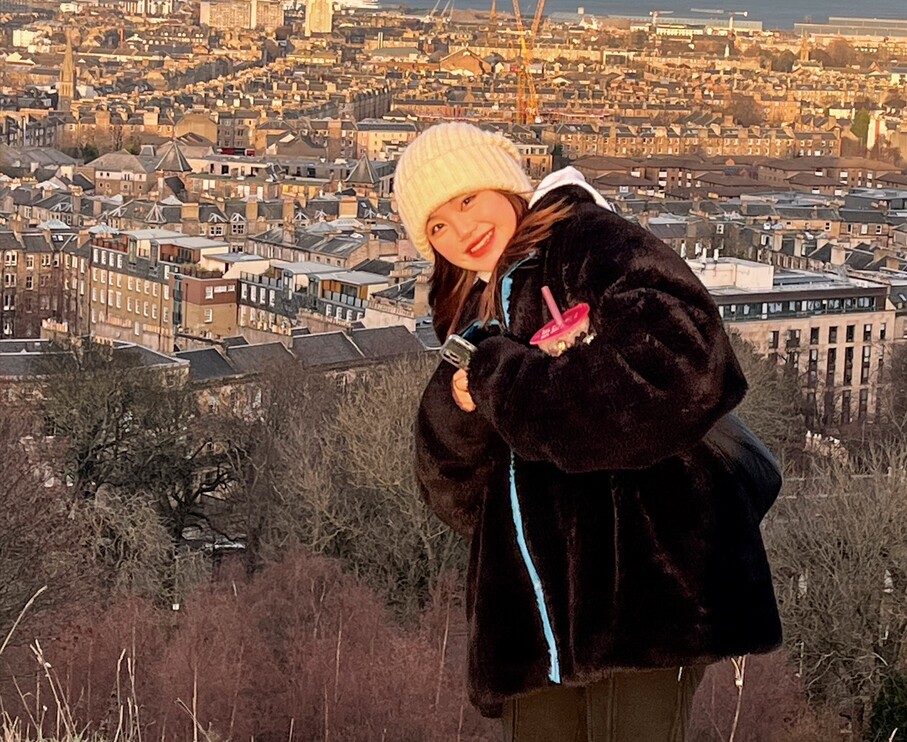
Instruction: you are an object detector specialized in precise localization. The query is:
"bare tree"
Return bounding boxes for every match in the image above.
[729,332,808,469]
[762,441,907,738]
[0,409,93,630]
[260,354,467,621]
[214,359,341,574]
[37,340,231,601]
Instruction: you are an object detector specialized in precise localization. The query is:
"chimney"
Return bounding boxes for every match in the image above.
[282,197,295,226]
[181,201,200,222]
[413,273,429,316]
[245,198,259,223]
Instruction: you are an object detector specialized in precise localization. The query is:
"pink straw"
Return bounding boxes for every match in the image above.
[541,286,565,328]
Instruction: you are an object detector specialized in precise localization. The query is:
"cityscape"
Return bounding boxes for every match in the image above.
[2,0,907,739]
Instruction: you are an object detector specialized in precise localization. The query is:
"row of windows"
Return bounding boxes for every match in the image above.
[2,274,49,289]
[240,283,276,307]
[1,294,53,312]
[722,296,878,321]
[90,269,169,300]
[805,388,874,426]
[785,344,882,388]
[769,322,888,349]
[325,304,363,322]
[4,252,60,267]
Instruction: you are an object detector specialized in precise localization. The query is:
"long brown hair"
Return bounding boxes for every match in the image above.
[429,192,573,339]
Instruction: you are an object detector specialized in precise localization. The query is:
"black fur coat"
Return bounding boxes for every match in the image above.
[415,186,782,718]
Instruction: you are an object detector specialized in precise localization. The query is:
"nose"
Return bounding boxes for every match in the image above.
[448,213,476,240]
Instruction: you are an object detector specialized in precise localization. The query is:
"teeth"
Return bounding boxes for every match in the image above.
[469,231,492,254]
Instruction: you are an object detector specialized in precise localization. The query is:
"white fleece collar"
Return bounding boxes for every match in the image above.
[529,166,615,212]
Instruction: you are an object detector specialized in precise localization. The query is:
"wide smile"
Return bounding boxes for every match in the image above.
[466,229,495,259]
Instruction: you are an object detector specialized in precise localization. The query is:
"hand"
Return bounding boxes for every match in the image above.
[452,369,476,413]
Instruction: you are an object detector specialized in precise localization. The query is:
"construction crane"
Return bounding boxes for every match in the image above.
[512,0,546,124]
[689,7,748,30]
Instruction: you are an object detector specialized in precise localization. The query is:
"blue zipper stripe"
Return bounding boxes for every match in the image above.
[501,263,561,684]
[508,452,561,683]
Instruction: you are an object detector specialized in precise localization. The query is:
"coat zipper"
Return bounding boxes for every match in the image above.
[501,259,561,684]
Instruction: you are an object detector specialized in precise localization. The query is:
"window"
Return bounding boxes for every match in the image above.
[826,348,837,384]
[4,252,17,266]
[127,297,133,311]
[151,305,157,320]
[863,324,872,342]
[829,326,838,344]
[810,327,819,345]
[841,390,852,425]
[144,280,150,295]
[152,283,158,297]
[143,302,148,317]
[116,292,121,309]
[26,255,34,269]
[164,285,170,301]
[844,346,854,385]
[128,276,134,290]
[881,323,887,341]
[205,286,214,300]
[858,389,869,419]
[846,325,855,343]
[25,276,33,290]
[134,320,141,336]
[204,308,213,323]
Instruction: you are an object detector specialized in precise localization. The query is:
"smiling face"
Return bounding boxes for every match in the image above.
[426,190,519,273]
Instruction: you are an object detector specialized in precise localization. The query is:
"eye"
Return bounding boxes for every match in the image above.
[430,223,444,235]
[461,194,475,207]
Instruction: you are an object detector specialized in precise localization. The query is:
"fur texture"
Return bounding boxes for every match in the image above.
[415,186,782,718]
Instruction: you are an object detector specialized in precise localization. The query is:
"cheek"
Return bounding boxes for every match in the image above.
[498,209,518,245]
[428,234,458,265]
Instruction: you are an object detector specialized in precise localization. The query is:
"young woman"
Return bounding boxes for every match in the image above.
[394,122,781,741]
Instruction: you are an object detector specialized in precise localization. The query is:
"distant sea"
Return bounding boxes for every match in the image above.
[402,0,907,30]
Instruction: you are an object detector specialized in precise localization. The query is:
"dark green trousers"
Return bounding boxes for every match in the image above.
[501,666,706,742]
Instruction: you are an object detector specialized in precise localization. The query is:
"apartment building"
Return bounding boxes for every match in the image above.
[354,120,418,161]
[0,229,77,338]
[692,257,895,428]
[87,229,236,352]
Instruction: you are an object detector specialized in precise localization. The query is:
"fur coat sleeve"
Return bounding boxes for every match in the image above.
[414,360,500,538]
[466,199,747,473]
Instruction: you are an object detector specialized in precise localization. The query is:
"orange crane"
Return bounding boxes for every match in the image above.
[511,0,546,124]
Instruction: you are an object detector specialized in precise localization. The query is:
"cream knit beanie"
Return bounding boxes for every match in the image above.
[393,122,533,262]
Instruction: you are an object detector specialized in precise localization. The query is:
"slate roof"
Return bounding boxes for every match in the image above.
[291,331,364,368]
[175,348,239,382]
[224,342,295,374]
[345,156,380,186]
[349,326,424,359]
